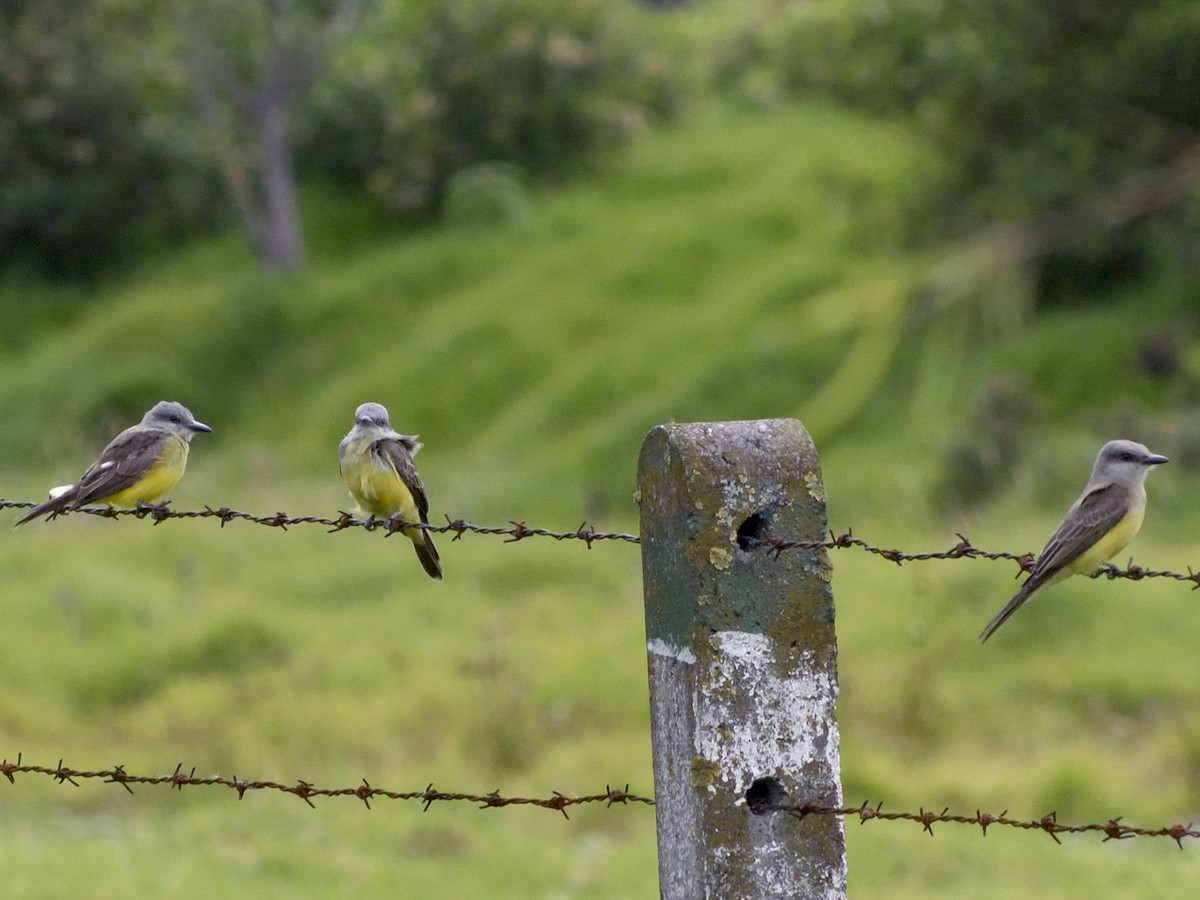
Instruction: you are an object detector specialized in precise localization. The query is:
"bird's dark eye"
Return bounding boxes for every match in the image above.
[1121,452,1135,461]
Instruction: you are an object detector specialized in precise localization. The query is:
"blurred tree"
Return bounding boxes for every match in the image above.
[0,0,221,277]
[175,0,366,270]
[305,0,677,217]
[777,0,1200,309]
[1,0,675,277]
[666,0,1200,440]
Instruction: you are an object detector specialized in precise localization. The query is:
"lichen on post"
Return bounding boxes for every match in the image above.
[638,419,846,899]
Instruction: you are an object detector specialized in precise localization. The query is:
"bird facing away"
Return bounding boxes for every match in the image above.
[339,402,442,581]
[14,401,212,526]
[979,439,1168,642]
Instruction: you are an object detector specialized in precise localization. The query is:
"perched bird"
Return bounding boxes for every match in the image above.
[339,402,442,581]
[979,439,1168,642]
[14,401,212,526]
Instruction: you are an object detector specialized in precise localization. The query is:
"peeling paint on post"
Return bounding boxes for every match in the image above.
[638,419,846,899]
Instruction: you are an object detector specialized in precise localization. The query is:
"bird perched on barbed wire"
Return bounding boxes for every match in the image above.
[339,402,442,581]
[13,400,212,527]
[979,439,1168,642]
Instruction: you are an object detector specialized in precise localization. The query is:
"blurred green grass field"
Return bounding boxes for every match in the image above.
[2,102,1200,897]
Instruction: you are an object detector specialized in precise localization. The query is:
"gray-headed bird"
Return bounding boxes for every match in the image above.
[979,439,1167,642]
[339,402,442,581]
[15,400,212,526]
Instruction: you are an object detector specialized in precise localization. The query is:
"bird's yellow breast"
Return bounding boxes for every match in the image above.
[341,439,417,520]
[103,437,190,507]
[1065,502,1146,578]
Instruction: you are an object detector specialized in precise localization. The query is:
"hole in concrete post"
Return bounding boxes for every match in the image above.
[745,776,786,814]
[735,512,769,552]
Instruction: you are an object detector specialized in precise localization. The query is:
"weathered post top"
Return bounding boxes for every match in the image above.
[638,419,846,899]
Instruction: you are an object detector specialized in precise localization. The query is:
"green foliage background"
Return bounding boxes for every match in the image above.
[3,1,1200,897]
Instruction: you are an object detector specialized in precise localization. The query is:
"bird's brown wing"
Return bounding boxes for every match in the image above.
[14,427,168,525]
[1027,482,1132,585]
[373,437,431,523]
[979,482,1133,642]
[372,436,442,580]
[70,428,171,506]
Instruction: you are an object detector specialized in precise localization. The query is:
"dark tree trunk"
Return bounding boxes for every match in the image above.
[256,2,303,270]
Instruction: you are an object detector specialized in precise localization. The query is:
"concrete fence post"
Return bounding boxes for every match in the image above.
[637,419,846,899]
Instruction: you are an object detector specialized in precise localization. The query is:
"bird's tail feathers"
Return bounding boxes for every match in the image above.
[979,580,1038,643]
[13,487,78,527]
[411,529,443,581]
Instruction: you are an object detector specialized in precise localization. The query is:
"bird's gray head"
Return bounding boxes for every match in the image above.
[347,401,421,453]
[1091,439,1168,486]
[142,401,212,440]
[353,402,392,430]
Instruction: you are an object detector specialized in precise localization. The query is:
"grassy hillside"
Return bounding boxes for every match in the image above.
[2,101,1200,897]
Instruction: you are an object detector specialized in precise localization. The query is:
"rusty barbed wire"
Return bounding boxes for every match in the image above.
[4,754,1196,845]
[748,530,1200,589]
[769,801,1200,847]
[4,498,1198,587]
[0,498,638,547]
[753,531,1032,566]
[0,755,651,817]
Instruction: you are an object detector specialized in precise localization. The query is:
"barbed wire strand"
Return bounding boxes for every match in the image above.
[3,498,1198,587]
[0,499,638,547]
[3,755,1197,845]
[757,532,1200,588]
[768,801,1200,848]
[0,755,650,818]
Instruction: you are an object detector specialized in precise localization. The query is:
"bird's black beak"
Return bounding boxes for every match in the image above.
[192,420,213,434]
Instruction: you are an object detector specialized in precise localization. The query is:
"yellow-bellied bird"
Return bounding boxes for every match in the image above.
[979,439,1168,642]
[339,402,442,581]
[14,400,212,526]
